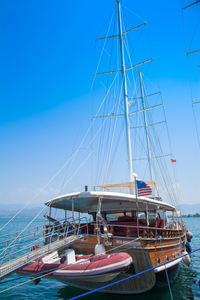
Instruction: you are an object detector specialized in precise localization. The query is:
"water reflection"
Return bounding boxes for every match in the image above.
[172,263,197,300]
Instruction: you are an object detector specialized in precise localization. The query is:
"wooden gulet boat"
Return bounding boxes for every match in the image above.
[42,189,188,294]
[18,0,192,295]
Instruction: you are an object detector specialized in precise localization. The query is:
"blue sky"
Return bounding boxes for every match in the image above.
[0,0,200,209]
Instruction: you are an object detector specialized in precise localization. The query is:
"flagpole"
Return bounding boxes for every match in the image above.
[134,174,139,237]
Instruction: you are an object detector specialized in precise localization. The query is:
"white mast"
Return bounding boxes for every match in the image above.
[116,0,133,182]
[138,71,153,181]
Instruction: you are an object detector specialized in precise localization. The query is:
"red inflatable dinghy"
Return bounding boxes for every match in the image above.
[18,249,132,283]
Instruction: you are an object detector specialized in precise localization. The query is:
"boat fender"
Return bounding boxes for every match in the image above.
[182,251,191,266]
[60,256,66,264]
[95,244,106,255]
[32,278,41,285]
[186,241,192,253]
[186,231,193,242]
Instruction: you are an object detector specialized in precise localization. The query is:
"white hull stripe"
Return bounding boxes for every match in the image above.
[154,257,182,273]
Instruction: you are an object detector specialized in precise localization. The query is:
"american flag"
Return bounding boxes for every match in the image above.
[136,180,152,196]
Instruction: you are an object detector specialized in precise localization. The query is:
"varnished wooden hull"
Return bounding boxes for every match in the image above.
[52,260,181,295]
[47,233,183,294]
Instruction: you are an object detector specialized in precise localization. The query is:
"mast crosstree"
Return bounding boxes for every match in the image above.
[95,0,153,187]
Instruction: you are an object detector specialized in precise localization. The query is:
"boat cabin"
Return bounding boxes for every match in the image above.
[45,190,182,241]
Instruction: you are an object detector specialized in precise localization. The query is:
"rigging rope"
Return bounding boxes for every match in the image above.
[0,9,116,236]
[0,72,119,259]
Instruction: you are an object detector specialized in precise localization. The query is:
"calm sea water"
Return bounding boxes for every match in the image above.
[0,217,199,300]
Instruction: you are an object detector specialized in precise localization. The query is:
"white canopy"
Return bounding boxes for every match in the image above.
[45,191,175,213]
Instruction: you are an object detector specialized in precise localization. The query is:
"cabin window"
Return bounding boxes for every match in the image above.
[138,212,145,219]
[157,209,166,220]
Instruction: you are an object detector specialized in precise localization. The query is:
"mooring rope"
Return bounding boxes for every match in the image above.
[159,236,174,300]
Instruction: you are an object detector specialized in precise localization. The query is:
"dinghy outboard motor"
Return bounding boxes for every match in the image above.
[60,249,76,264]
[60,256,66,264]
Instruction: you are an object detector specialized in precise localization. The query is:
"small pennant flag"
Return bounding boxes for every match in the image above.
[171,159,176,163]
[136,180,152,196]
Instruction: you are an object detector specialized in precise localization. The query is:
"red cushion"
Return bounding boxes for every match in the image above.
[118,216,134,222]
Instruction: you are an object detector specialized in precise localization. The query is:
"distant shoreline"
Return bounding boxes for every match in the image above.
[0,216,44,220]
[183,213,200,218]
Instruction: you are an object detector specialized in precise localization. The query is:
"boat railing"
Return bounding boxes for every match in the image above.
[0,224,45,248]
[0,216,89,249]
[44,216,89,239]
[0,223,67,258]
[0,224,42,240]
[0,216,89,266]
[84,220,183,239]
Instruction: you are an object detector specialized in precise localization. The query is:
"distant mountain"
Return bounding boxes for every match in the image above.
[1,202,200,218]
[179,203,200,215]
[0,204,44,218]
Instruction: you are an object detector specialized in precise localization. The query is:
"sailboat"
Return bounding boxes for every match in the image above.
[34,0,190,294]
[0,0,192,295]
